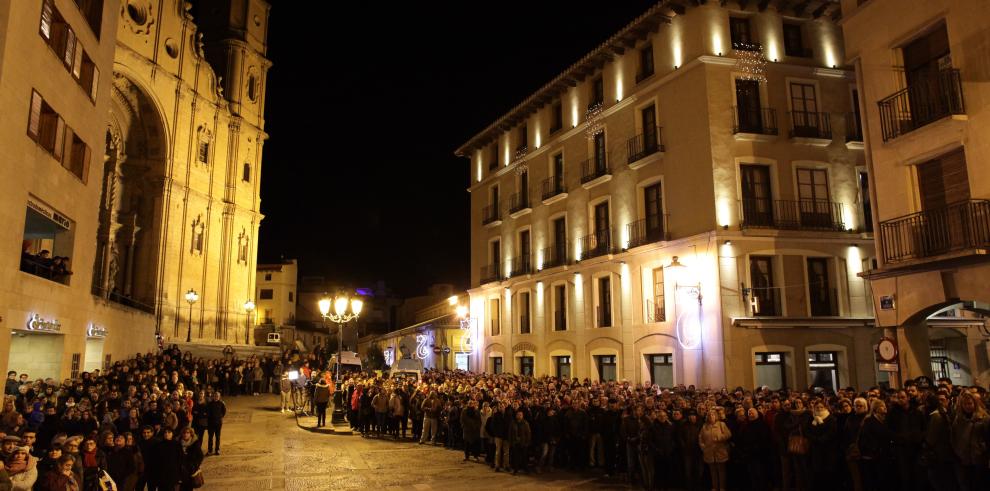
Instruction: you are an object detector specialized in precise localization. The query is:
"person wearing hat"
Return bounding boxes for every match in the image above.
[0,436,20,462]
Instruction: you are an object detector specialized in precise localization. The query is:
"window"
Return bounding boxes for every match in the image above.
[597,276,612,327]
[637,44,655,81]
[783,23,809,57]
[729,17,755,49]
[749,255,779,316]
[807,258,836,316]
[550,101,563,133]
[242,163,251,182]
[489,144,499,170]
[259,289,274,300]
[859,171,873,232]
[39,1,99,101]
[492,356,503,374]
[593,131,607,170]
[735,79,765,133]
[553,284,567,331]
[596,355,617,381]
[264,273,272,281]
[755,352,786,390]
[917,148,969,211]
[288,292,294,302]
[590,76,604,108]
[73,0,104,37]
[519,292,530,334]
[519,356,534,376]
[797,168,831,227]
[740,164,773,227]
[27,89,91,181]
[490,298,501,336]
[648,354,673,387]
[809,351,839,392]
[790,82,822,138]
[20,200,75,285]
[644,182,664,241]
[649,268,665,322]
[549,216,567,267]
[237,231,249,263]
[489,239,501,279]
[515,229,530,274]
[554,356,571,379]
[197,140,210,165]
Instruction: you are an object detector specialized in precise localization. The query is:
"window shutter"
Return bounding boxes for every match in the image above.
[40,0,54,39]
[63,28,76,67]
[72,45,83,78]
[28,90,43,139]
[54,117,66,161]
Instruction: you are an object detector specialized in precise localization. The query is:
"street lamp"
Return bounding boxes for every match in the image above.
[318,293,363,424]
[184,289,199,343]
[244,300,255,345]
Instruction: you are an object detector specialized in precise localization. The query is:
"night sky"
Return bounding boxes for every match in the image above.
[257,1,658,296]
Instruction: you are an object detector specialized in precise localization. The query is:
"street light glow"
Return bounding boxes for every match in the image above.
[318,297,331,316]
[334,296,349,316]
[350,298,363,315]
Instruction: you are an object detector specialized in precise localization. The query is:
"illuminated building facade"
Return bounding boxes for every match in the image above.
[457,0,889,390]
[842,0,990,387]
[0,0,269,379]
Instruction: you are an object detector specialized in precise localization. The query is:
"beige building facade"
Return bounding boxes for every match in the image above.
[458,1,889,390]
[841,0,990,387]
[0,0,269,380]
[255,259,296,345]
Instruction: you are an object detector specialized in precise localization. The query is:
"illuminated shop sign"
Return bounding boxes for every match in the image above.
[87,324,107,338]
[26,314,61,333]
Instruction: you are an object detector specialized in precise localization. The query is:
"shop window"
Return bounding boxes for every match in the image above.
[20,201,75,285]
[808,351,839,392]
[519,356,534,376]
[264,273,272,281]
[647,354,673,387]
[554,356,571,379]
[492,356,503,374]
[596,355,617,381]
[755,352,786,390]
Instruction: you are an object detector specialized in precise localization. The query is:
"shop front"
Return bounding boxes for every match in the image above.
[85,324,108,372]
[9,313,66,380]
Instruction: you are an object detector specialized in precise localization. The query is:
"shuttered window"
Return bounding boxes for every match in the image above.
[917,148,969,210]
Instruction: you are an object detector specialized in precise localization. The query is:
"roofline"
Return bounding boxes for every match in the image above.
[453,1,673,157]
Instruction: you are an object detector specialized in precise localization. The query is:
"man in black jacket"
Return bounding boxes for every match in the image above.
[206,392,227,455]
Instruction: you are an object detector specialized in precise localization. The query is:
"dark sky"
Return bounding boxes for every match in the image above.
[257,1,657,296]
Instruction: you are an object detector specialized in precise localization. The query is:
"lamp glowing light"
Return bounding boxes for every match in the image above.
[448,295,459,306]
[334,296,348,316]
[456,305,469,318]
[318,297,331,316]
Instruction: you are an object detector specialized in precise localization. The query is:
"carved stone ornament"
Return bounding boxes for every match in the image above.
[121,0,155,37]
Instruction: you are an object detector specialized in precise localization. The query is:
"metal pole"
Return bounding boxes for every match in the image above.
[336,322,342,383]
[186,302,192,343]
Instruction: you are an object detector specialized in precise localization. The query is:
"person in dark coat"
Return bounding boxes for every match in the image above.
[736,407,771,491]
[460,400,482,462]
[151,428,183,491]
[191,392,209,449]
[205,392,226,455]
[313,378,331,428]
[564,402,589,470]
[651,410,675,491]
[887,388,927,491]
[136,426,159,491]
[106,434,137,491]
[602,399,622,477]
[676,410,703,491]
[807,399,840,491]
[179,427,204,491]
[507,410,531,475]
[859,399,895,491]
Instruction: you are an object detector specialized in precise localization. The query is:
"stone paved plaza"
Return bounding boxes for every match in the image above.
[200,395,626,490]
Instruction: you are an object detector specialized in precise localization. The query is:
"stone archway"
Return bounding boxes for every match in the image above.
[93,73,168,316]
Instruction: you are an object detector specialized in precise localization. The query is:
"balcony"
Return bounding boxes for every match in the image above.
[785,46,814,58]
[846,111,864,144]
[541,175,567,203]
[626,125,664,167]
[749,287,781,316]
[626,217,668,249]
[879,199,990,264]
[541,245,569,269]
[580,157,611,188]
[21,255,71,286]
[733,106,778,138]
[92,285,156,314]
[481,203,501,226]
[579,229,612,260]
[739,199,846,232]
[809,287,840,317]
[509,255,532,277]
[508,192,531,216]
[480,263,502,284]
[789,111,832,143]
[878,68,964,142]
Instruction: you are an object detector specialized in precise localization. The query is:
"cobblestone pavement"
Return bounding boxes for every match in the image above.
[200,395,631,490]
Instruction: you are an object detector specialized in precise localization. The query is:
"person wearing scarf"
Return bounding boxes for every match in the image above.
[7,446,38,491]
[80,438,106,491]
[178,427,203,491]
[807,400,839,491]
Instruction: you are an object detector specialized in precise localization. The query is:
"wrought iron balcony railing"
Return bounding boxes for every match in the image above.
[580,157,610,184]
[579,229,612,260]
[541,175,566,200]
[880,199,990,263]
[626,216,668,249]
[733,106,778,135]
[541,245,569,270]
[627,125,664,164]
[878,68,964,142]
[480,263,502,284]
[508,192,530,214]
[789,111,832,140]
[739,199,846,231]
[509,255,532,277]
[482,203,501,225]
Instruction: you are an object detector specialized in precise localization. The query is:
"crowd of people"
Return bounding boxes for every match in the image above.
[0,345,295,491]
[319,369,988,491]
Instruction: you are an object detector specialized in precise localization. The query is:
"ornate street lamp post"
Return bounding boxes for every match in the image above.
[184,289,199,343]
[317,293,363,424]
[244,300,255,345]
